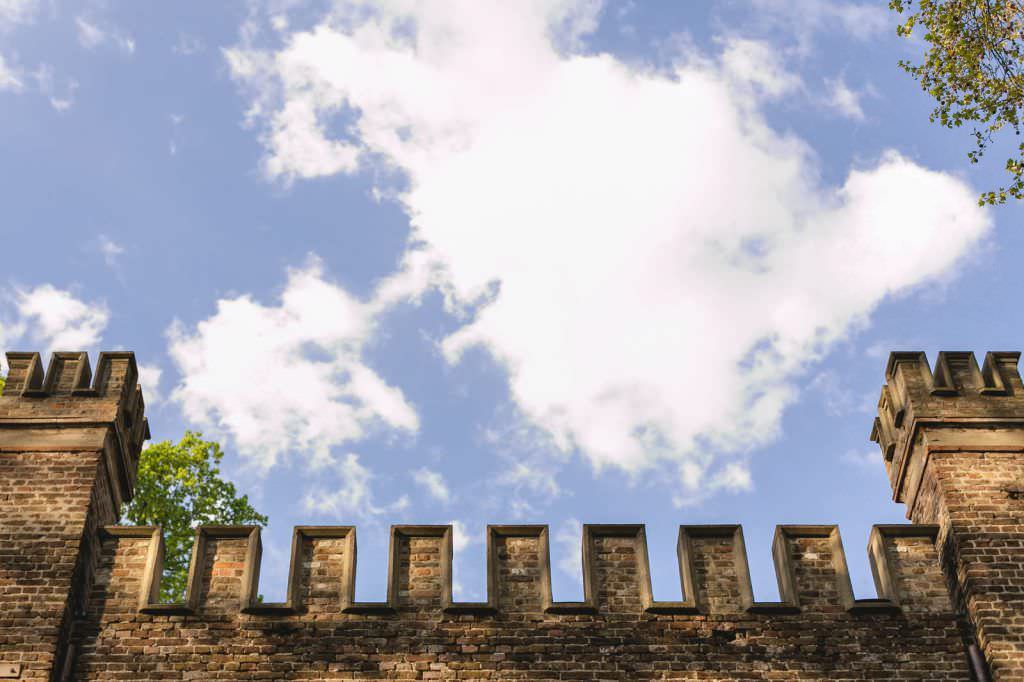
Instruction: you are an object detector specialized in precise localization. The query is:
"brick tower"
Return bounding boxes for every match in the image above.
[872,351,1024,680]
[0,352,147,681]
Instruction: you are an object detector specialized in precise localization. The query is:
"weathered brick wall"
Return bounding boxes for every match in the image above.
[873,350,1024,680]
[69,523,971,680]
[0,449,109,681]
[912,450,1024,680]
[4,349,1019,680]
[0,351,147,681]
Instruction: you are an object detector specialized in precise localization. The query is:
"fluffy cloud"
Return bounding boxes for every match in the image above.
[554,518,583,581]
[824,76,866,120]
[841,448,878,468]
[33,64,77,112]
[412,467,450,504]
[674,458,754,508]
[303,452,409,520]
[0,0,38,30]
[75,17,135,54]
[168,257,419,471]
[450,519,474,554]
[13,284,109,352]
[809,368,873,417]
[747,0,889,51]
[97,235,125,268]
[0,54,21,91]
[227,3,990,491]
[136,362,163,405]
[0,284,108,375]
[720,38,802,97]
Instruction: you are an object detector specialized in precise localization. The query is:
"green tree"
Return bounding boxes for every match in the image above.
[123,431,267,600]
[891,0,1024,204]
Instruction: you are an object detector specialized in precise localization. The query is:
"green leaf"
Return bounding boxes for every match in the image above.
[122,431,268,601]
[892,0,1024,204]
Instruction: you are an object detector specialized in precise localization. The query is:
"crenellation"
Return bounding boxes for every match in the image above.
[0,348,1013,679]
[3,351,44,395]
[982,351,1022,394]
[193,527,260,615]
[42,351,92,395]
[87,521,960,625]
[289,526,355,617]
[586,525,648,615]
[90,528,161,618]
[773,526,853,615]
[490,526,546,613]
[867,525,950,614]
[393,526,449,610]
[683,525,746,614]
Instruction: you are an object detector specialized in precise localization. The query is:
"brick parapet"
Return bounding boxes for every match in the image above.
[74,521,969,679]
[0,348,1008,679]
[85,523,960,619]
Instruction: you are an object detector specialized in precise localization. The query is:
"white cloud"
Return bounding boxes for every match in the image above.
[33,64,77,112]
[76,17,135,54]
[673,458,753,507]
[97,235,125,268]
[710,461,753,492]
[0,284,108,376]
[0,0,38,30]
[303,452,408,519]
[137,362,163,405]
[554,518,583,582]
[720,38,801,97]
[498,461,560,498]
[412,467,450,504]
[168,256,419,472]
[747,0,888,52]
[228,3,990,488]
[841,448,878,469]
[12,284,109,353]
[0,54,22,91]
[449,518,479,599]
[824,76,866,120]
[75,17,104,48]
[809,368,873,417]
[450,519,475,554]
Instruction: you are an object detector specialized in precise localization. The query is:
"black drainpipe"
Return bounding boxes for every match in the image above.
[968,643,991,682]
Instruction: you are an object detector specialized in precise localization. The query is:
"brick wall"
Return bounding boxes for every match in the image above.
[1,349,1013,680]
[873,350,1024,680]
[0,352,147,681]
[72,522,971,680]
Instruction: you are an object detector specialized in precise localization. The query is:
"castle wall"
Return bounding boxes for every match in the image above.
[0,352,148,681]
[873,350,1024,679]
[5,349,1021,680]
[69,523,971,680]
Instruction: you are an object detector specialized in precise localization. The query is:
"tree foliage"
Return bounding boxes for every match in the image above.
[891,0,1024,204]
[123,431,267,600]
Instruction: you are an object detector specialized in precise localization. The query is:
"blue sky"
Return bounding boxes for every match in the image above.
[2,0,1023,604]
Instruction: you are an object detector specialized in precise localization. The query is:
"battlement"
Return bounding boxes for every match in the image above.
[93,522,950,618]
[0,351,149,506]
[0,349,1004,679]
[70,520,975,678]
[871,350,1024,506]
